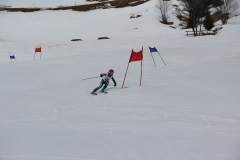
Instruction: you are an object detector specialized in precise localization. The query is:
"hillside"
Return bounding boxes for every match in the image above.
[2,0,149,12]
[0,0,240,160]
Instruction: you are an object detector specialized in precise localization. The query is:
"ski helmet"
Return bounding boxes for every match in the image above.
[109,69,114,73]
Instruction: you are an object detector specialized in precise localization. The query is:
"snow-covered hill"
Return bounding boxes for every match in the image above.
[0,0,240,160]
[0,0,90,8]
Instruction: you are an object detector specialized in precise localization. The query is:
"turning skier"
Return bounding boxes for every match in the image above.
[91,69,117,95]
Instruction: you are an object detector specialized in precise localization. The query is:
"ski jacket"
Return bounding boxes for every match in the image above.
[100,73,116,86]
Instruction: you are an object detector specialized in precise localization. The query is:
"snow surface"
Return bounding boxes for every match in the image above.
[1,0,240,160]
[0,0,90,8]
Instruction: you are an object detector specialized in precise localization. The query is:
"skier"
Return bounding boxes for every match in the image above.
[91,69,117,95]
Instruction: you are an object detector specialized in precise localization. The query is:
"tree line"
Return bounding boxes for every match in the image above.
[156,0,240,36]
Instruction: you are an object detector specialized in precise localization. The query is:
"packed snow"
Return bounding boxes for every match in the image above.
[0,0,240,160]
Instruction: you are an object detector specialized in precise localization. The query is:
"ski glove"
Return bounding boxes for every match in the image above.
[100,73,106,77]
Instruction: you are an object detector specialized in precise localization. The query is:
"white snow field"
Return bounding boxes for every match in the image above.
[0,0,240,160]
[0,0,90,8]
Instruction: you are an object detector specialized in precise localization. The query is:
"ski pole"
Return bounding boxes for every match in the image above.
[81,76,100,81]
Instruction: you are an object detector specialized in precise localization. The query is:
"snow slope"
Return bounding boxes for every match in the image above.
[0,0,90,8]
[0,0,240,160]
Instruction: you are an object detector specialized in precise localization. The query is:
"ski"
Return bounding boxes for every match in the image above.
[99,91,108,94]
[90,92,107,96]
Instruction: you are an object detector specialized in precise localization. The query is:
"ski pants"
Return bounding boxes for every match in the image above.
[93,79,109,92]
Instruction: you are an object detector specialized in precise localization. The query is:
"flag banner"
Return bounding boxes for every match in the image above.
[35,47,41,52]
[122,47,143,88]
[10,55,15,59]
[34,47,42,60]
[129,49,143,63]
[149,47,158,53]
[148,46,166,66]
[9,54,17,63]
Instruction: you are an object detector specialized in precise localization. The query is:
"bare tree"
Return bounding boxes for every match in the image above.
[173,0,205,36]
[215,0,240,24]
[156,0,172,23]
[174,0,223,36]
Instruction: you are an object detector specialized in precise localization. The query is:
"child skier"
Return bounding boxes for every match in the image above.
[91,69,117,95]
